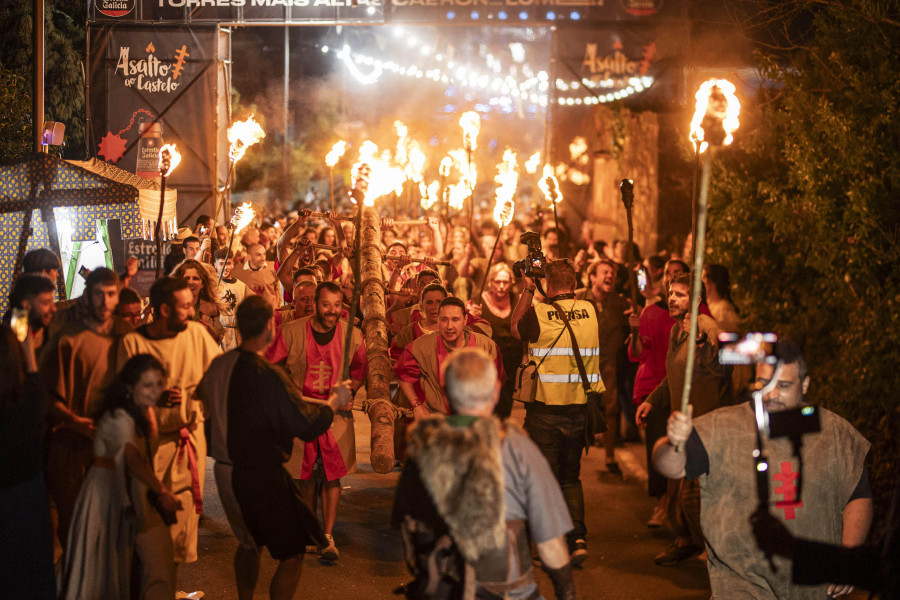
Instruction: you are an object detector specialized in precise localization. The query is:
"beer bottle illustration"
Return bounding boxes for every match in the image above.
[135,118,163,181]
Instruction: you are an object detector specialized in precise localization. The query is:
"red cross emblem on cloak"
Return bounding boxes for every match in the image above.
[774,461,803,519]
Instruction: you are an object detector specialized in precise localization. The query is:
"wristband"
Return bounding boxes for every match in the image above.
[524,287,536,294]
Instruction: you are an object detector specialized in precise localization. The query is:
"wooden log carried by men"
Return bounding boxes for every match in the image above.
[359,205,398,474]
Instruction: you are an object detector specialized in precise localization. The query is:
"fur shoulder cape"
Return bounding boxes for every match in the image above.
[406,416,506,562]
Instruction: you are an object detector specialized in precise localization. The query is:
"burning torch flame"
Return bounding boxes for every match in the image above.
[420,181,440,210]
[228,115,266,163]
[439,156,453,178]
[158,144,181,178]
[569,136,588,165]
[690,79,741,153]
[325,141,347,168]
[525,152,541,175]
[352,142,405,205]
[230,202,255,234]
[492,149,519,227]
[406,143,426,183]
[447,183,469,211]
[394,120,409,167]
[459,111,481,152]
[539,165,563,205]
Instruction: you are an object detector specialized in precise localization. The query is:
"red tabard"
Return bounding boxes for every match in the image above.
[299,320,366,480]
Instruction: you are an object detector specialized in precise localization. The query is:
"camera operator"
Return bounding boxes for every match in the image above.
[511,256,605,567]
[654,340,872,599]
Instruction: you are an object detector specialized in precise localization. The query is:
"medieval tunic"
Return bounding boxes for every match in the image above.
[686,403,870,599]
[646,313,732,418]
[40,317,130,543]
[218,276,252,351]
[390,320,434,362]
[281,316,367,481]
[227,350,334,560]
[118,321,222,564]
[394,331,505,415]
[233,262,280,309]
[388,302,422,336]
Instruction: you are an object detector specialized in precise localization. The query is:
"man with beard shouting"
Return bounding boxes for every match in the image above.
[634,271,732,566]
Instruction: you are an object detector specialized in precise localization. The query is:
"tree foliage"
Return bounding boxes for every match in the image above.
[231,77,341,206]
[0,0,85,162]
[707,0,900,513]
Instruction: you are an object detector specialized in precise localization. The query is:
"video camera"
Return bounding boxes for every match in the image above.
[512,231,546,280]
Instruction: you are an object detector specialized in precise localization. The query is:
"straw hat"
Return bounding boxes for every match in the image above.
[170,226,194,245]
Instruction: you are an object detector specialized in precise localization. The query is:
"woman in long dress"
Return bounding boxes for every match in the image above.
[58,354,182,600]
[479,262,523,418]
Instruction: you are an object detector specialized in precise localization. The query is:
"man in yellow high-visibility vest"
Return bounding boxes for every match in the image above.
[512,258,604,568]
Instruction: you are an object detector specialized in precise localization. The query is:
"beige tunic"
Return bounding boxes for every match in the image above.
[234,263,280,309]
[118,321,222,563]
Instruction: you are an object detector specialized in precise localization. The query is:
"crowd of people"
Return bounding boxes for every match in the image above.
[0,204,889,600]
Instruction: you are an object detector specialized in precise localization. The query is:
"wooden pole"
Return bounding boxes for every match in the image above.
[359,205,397,474]
[155,175,167,279]
[620,179,639,353]
[678,149,712,451]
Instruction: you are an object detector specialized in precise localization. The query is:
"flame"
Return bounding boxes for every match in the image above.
[419,180,440,210]
[569,136,588,165]
[447,182,469,211]
[352,142,405,206]
[394,120,409,167]
[439,156,453,178]
[228,115,266,162]
[524,152,541,175]
[406,143,426,183]
[448,148,477,192]
[459,111,481,152]
[539,165,563,205]
[492,149,519,227]
[325,140,346,167]
[690,78,741,152]
[158,144,181,178]
[231,202,255,234]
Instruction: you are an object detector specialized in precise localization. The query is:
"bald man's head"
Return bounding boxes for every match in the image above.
[247,243,267,269]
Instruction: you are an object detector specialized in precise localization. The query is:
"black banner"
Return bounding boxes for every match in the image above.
[87,0,680,24]
[87,25,228,224]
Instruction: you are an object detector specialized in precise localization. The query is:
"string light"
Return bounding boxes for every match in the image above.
[330,42,655,110]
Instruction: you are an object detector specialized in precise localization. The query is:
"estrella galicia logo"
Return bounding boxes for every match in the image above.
[620,0,662,17]
[96,0,135,18]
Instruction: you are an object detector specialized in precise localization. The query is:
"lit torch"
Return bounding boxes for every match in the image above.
[419,181,440,211]
[459,111,481,226]
[216,202,257,288]
[325,140,347,213]
[525,151,541,175]
[477,149,518,299]
[539,164,563,232]
[155,143,182,278]
[228,115,266,163]
[677,78,741,449]
[221,115,266,226]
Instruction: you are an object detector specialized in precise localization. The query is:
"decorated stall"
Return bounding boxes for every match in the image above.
[0,153,177,315]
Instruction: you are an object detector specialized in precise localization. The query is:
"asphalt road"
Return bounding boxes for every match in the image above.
[177,407,714,599]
